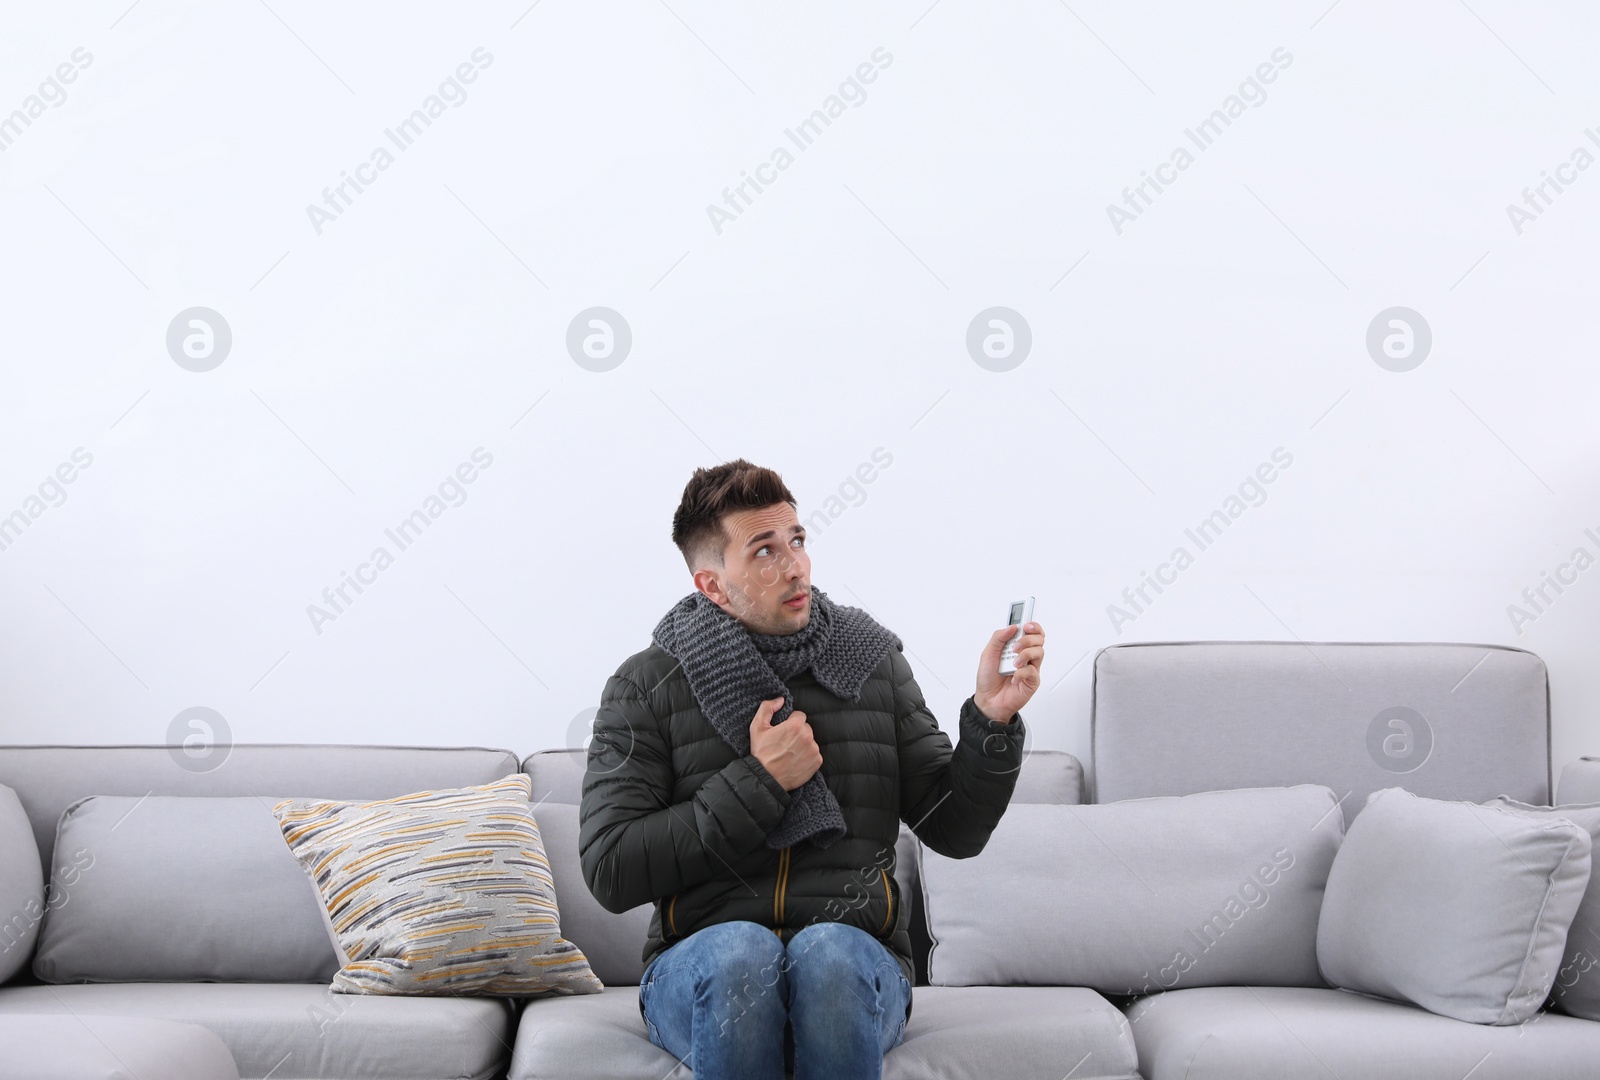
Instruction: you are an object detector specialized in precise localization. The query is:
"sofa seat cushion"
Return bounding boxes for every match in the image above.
[1123,985,1600,1080]
[0,983,514,1080]
[507,986,659,1080]
[0,1015,239,1080]
[509,984,1140,1080]
[885,986,1140,1080]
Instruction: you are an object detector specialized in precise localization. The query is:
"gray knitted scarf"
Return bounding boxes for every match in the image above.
[651,586,902,850]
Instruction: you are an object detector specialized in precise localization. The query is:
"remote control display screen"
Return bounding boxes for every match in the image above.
[1009,602,1024,625]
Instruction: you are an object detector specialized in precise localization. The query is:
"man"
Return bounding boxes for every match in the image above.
[579,459,1044,1080]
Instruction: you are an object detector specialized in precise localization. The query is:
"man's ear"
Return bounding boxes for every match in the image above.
[693,569,729,609]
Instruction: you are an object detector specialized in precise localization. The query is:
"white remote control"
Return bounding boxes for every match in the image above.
[998,596,1034,674]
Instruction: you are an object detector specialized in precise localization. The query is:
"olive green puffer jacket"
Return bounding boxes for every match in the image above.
[578,639,1026,1024]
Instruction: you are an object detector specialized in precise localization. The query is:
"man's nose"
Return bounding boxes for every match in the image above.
[763,553,801,587]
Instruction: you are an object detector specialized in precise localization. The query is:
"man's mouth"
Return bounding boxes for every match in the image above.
[784,592,808,609]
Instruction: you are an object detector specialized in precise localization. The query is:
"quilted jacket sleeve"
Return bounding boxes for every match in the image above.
[892,644,1025,859]
[578,670,793,915]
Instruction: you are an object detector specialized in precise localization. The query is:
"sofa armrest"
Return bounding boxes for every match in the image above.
[1556,757,1600,805]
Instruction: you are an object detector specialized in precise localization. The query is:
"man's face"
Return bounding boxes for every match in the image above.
[695,503,811,635]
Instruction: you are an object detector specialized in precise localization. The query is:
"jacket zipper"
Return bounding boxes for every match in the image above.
[772,851,891,936]
[775,845,791,937]
[879,868,894,934]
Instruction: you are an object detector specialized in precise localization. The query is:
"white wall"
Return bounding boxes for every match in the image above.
[2,2,1596,783]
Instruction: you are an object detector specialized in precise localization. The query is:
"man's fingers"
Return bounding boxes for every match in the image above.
[1010,626,1044,652]
[988,625,1018,654]
[751,697,784,730]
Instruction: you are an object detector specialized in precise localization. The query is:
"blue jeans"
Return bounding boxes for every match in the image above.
[639,920,911,1080]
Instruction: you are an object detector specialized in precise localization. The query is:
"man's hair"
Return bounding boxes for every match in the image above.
[672,459,797,572]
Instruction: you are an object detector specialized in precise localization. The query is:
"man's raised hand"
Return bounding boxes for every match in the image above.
[974,621,1045,724]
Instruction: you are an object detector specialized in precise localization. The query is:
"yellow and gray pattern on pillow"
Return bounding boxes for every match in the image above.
[272,773,603,996]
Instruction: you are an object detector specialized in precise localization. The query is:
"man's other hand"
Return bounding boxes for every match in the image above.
[974,621,1044,723]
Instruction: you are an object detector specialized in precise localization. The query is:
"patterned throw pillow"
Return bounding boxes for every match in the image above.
[272,773,603,996]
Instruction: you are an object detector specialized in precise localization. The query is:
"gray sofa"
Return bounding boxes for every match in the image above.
[2,640,1598,1079]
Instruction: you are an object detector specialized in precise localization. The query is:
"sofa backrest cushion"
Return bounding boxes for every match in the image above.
[523,745,1084,806]
[1318,787,1591,1025]
[530,802,654,985]
[32,795,339,983]
[0,784,43,984]
[920,784,1344,991]
[0,745,521,883]
[525,745,1085,984]
[1091,642,1550,826]
[1558,758,1600,805]
[522,747,587,805]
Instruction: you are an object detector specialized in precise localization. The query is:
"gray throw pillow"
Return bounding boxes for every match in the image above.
[1317,786,1591,1025]
[33,795,338,983]
[918,785,1345,991]
[0,784,44,984]
[1487,795,1600,1022]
